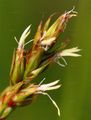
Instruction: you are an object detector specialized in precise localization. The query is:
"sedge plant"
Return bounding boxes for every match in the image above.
[0,7,81,120]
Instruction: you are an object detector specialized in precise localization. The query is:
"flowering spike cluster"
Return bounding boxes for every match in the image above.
[0,8,81,120]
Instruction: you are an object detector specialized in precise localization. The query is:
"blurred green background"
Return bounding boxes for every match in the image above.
[0,0,91,120]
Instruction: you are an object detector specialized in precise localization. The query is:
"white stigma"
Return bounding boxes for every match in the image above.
[57,47,81,57]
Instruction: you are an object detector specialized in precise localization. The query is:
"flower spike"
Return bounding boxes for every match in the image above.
[0,7,81,120]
